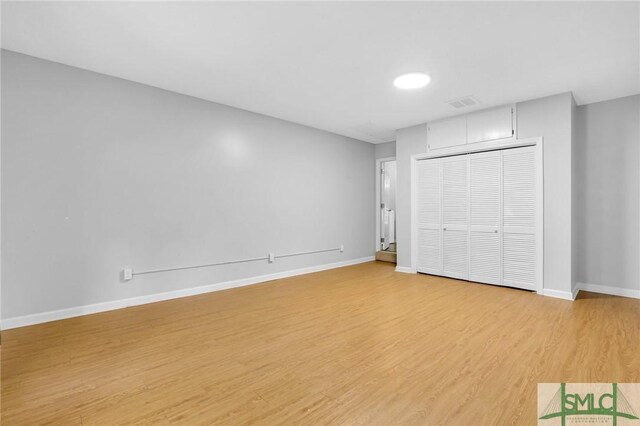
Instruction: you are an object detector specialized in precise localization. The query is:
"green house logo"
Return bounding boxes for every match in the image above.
[539,383,639,426]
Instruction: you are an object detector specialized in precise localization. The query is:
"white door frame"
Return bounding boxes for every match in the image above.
[410,137,544,295]
[376,156,396,252]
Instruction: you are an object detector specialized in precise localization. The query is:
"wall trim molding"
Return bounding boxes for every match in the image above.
[395,266,415,274]
[2,256,375,330]
[540,288,576,301]
[578,282,640,299]
[572,285,580,301]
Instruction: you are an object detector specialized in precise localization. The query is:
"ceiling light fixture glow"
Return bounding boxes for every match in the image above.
[393,72,431,90]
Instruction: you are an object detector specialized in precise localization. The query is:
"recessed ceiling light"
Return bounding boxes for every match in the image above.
[393,72,431,90]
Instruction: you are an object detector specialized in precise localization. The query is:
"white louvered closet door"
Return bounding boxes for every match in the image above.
[502,146,537,290]
[416,158,442,275]
[441,156,469,280]
[469,151,502,285]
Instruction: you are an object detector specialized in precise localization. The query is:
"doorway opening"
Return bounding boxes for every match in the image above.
[376,158,397,263]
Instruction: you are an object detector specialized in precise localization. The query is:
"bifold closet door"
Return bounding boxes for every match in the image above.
[416,158,442,275]
[502,146,537,290]
[469,151,502,285]
[415,145,537,290]
[441,156,469,280]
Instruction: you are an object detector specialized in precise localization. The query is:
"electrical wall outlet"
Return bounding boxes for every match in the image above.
[340,244,344,253]
[123,268,133,281]
[268,252,275,263]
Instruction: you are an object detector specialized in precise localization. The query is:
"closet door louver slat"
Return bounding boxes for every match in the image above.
[416,159,443,274]
[441,156,469,280]
[502,147,537,290]
[469,151,502,286]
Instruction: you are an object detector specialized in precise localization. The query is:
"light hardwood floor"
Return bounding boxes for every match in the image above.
[2,261,639,425]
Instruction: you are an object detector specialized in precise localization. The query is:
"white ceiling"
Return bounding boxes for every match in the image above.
[2,2,639,143]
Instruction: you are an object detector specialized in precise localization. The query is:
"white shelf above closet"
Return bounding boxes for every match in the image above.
[427,105,515,152]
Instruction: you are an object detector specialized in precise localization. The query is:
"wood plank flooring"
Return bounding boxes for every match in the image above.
[2,261,639,425]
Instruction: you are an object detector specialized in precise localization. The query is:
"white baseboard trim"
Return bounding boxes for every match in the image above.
[2,256,375,330]
[395,266,415,274]
[578,282,640,299]
[540,288,576,301]
[572,285,580,300]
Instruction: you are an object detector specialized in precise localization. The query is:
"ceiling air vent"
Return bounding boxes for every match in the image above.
[447,96,480,109]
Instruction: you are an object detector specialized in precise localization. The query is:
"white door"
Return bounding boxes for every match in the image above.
[469,150,502,285]
[414,145,539,291]
[380,160,397,251]
[441,155,469,280]
[502,146,537,290]
[416,158,442,275]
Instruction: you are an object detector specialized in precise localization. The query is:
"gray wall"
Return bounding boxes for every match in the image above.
[516,92,574,293]
[1,50,375,320]
[395,93,575,294]
[395,124,427,269]
[575,94,640,291]
[375,141,396,159]
[571,95,578,294]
